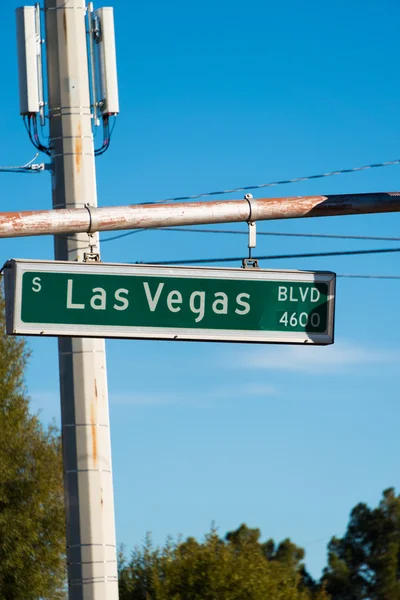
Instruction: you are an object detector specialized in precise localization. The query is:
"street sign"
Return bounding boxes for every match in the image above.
[3,260,336,345]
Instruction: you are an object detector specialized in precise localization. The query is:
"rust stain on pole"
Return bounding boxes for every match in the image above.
[91,379,98,468]
[75,122,82,173]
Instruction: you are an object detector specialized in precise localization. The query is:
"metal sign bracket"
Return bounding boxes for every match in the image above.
[83,250,101,263]
[242,193,259,268]
[242,258,260,269]
[83,202,101,262]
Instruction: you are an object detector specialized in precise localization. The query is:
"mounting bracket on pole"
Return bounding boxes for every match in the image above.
[85,202,99,234]
[84,203,100,262]
[242,193,259,269]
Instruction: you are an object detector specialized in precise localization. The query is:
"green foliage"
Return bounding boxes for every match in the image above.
[322,488,400,600]
[118,526,328,600]
[0,288,66,599]
[226,524,317,591]
[262,535,317,592]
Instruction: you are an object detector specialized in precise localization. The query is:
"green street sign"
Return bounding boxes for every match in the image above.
[4,260,335,345]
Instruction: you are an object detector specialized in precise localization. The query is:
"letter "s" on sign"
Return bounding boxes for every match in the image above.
[32,277,41,292]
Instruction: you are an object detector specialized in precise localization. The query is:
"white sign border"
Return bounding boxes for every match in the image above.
[4,259,336,345]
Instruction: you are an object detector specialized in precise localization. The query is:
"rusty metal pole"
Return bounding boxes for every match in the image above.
[0,192,400,238]
[44,1,118,599]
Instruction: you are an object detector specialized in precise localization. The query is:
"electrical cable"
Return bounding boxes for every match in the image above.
[94,116,109,155]
[136,246,400,266]
[21,111,115,163]
[58,238,400,278]
[101,229,143,243]
[0,166,41,174]
[337,273,400,280]
[94,115,116,156]
[108,115,117,138]
[0,152,43,174]
[164,227,400,243]
[23,115,51,156]
[101,226,400,244]
[144,158,400,205]
[112,227,400,243]
[31,115,51,155]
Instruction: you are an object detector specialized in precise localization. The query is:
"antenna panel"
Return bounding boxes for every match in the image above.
[16,6,40,115]
[95,7,119,115]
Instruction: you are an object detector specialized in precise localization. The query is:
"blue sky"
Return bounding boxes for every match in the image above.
[2,0,400,579]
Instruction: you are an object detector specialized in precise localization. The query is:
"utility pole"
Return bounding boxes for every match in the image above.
[44,1,118,598]
[8,2,400,597]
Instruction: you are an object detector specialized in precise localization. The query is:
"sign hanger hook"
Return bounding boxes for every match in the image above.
[242,194,259,269]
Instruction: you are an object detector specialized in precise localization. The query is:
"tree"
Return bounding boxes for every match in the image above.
[226,524,318,593]
[322,488,400,600]
[118,526,329,600]
[0,288,66,599]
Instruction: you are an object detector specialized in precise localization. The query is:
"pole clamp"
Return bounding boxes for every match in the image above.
[84,202,99,234]
[84,203,101,262]
[242,194,259,269]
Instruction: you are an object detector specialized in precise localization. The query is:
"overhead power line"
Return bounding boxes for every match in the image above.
[161,227,400,242]
[338,273,400,280]
[138,246,400,266]
[102,229,143,243]
[0,153,44,174]
[147,158,400,204]
[149,227,400,243]
[101,226,400,244]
